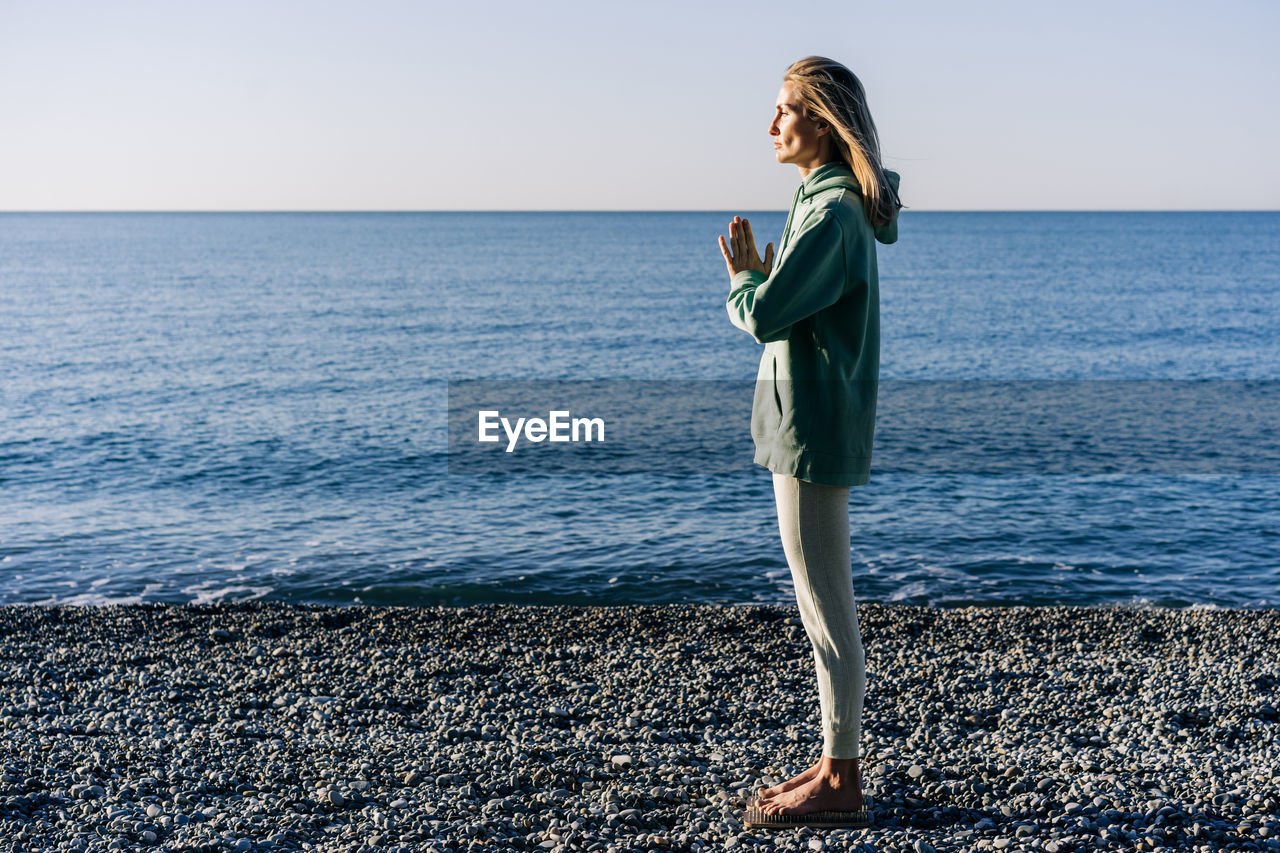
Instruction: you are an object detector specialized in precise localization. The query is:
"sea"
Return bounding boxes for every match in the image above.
[2,211,1278,609]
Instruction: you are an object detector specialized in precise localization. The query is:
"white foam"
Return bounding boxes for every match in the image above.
[888,581,929,602]
[29,591,147,606]
[181,583,274,605]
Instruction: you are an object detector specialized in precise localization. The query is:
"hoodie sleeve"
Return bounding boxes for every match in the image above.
[726,210,846,344]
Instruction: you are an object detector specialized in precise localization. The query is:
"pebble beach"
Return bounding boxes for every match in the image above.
[1,602,1277,853]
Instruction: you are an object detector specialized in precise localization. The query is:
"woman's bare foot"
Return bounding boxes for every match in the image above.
[756,757,821,803]
[757,756,862,815]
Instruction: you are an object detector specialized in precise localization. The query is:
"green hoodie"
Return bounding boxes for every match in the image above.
[726,161,901,487]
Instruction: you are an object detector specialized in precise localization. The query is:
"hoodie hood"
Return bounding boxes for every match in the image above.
[799,161,901,245]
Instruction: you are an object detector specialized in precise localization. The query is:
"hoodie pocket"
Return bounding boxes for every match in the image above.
[772,356,784,416]
[751,353,784,438]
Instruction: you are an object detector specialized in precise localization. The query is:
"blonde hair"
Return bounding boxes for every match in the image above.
[784,56,902,228]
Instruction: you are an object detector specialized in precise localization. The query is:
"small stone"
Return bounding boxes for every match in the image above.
[809,840,826,852]
[327,790,344,806]
[146,804,162,818]
[1037,777,1057,793]
[612,754,633,768]
[907,765,925,780]
[993,838,1012,850]
[390,798,409,809]
[1016,825,1036,838]
[914,842,936,853]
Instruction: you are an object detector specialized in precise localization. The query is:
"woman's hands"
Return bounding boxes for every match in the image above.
[719,216,774,278]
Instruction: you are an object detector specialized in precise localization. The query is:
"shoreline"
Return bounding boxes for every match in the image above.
[7,597,1273,611]
[1,602,1277,852]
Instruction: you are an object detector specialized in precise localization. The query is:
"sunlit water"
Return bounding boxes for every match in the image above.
[2,212,1278,608]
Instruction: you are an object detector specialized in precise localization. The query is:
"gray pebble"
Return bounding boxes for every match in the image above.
[0,601,1274,853]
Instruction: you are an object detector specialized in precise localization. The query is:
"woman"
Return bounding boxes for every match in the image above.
[719,56,901,829]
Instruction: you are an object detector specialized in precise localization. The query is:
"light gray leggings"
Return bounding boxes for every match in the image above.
[772,472,866,760]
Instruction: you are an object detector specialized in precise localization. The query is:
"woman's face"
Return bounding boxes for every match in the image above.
[769,82,828,168]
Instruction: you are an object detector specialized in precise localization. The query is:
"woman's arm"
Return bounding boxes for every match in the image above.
[723,211,847,344]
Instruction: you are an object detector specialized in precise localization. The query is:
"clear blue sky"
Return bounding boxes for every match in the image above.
[2,0,1276,210]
